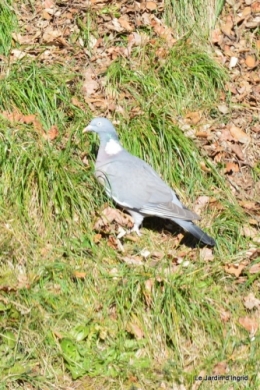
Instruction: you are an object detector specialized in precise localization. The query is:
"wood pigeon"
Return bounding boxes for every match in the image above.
[83,117,216,246]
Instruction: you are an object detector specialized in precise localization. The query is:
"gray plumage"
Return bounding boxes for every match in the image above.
[84,117,215,246]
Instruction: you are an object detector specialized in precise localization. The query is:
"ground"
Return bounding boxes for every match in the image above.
[0,0,259,389]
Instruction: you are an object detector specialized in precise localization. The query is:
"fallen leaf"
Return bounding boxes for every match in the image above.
[240,225,258,238]
[200,161,211,172]
[17,274,30,289]
[252,2,260,13]
[42,26,61,43]
[221,20,233,37]
[118,15,133,31]
[244,293,260,310]
[220,309,231,322]
[94,207,133,231]
[229,124,251,143]
[43,125,59,140]
[228,142,244,160]
[145,1,157,11]
[224,162,239,173]
[224,262,247,277]
[200,247,214,261]
[185,111,201,125]
[217,103,229,114]
[238,201,257,210]
[121,256,143,266]
[211,28,223,44]
[249,263,260,274]
[245,55,257,68]
[11,49,27,60]
[238,316,258,334]
[143,278,154,306]
[44,0,54,7]
[213,361,228,375]
[151,251,164,260]
[73,271,87,279]
[82,68,99,98]
[194,196,210,214]
[93,233,102,243]
[126,321,144,339]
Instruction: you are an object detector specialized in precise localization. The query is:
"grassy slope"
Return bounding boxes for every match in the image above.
[0,1,259,389]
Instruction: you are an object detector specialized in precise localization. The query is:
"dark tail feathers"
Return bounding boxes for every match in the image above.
[173,219,216,246]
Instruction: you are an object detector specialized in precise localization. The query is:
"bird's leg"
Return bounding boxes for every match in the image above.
[117,211,144,239]
[130,223,142,236]
[127,210,144,236]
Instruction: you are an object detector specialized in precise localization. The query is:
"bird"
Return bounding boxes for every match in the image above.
[83,117,216,246]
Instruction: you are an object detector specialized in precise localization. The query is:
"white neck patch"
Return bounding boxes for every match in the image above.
[105,139,122,155]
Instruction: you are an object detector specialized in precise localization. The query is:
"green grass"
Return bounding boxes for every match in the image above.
[164,0,226,38]
[0,0,259,389]
[0,0,17,56]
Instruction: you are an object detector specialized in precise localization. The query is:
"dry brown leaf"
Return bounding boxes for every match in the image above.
[107,236,124,251]
[43,125,59,141]
[200,247,214,261]
[73,271,87,279]
[144,278,154,293]
[219,128,234,141]
[213,361,228,375]
[151,17,176,47]
[220,309,231,322]
[221,20,234,37]
[12,33,33,45]
[238,316,258,334]
[244,293,260,310]
[238,200,257,210]
[185,111,201,125]
[217,103,229,114]
[82,68,99,98]
[145,1,157,11]
[42,26,61,43]
[44,0,54,7]
[200,161,211,172]
[228,142,244,160]
[211,28,223,44]
[42,10,53,20]
[193,196,210,214]
[121,256,143,266]
[17,274,30,289]
[229,124,251,143]
[71,97,85,109]
[252,2,260,13]
[143,278,154,306]
[249,263,260,274]
[11,49,27,60]
[151,251,164,260]
[118,15,133,31]
[224,162,239,173]
[126,321,144,339]
[245,55,257,68]
[224,262,247,277]
[93,233,102,243]
[240,225,258,238]
[242,6,252,16]
[94,207,133,231]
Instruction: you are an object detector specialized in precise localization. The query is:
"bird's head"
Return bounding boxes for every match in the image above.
[83,117,118,136]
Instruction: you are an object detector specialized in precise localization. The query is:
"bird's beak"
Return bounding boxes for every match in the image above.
[83,125,93,133]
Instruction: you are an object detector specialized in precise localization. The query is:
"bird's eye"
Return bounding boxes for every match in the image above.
[97,121,101,126]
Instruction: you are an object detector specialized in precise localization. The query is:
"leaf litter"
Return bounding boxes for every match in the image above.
[1,0,260,385]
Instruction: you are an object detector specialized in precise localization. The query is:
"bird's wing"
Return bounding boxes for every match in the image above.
[96,153,199,222]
